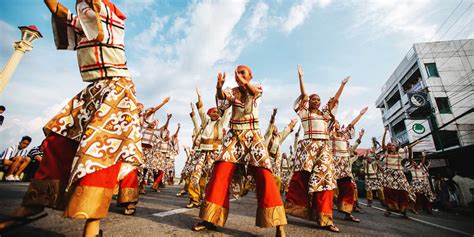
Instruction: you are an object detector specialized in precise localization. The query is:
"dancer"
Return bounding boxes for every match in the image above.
[264,108,296,193]
[180,103,204,200]
[165,124,181,185]
[138,98,170,194]
[192,66,287,236]
[364,137,385,207]
[188,88,231,208]
[285,65,348,233]
[1,1,142,235]
[381,128,418,218]
[333,124,366,222]
[151,114,173,192]
[408,151,436,214]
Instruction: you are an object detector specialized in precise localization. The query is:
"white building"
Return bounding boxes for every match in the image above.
[375,39,473,161]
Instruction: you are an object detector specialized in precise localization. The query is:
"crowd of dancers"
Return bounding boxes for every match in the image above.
[0,0,436,236]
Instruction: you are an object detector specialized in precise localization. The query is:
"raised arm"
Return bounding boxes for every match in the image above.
[145,97,170,119]
[279,118,297,144]
[382,127,388,151]
[329,76,350,109]
[348,107,368,128]
[172,123,181,138]
[297,65,307,97]
[161,113,172,130]
[216,72,227,100]
[190,103,200,135]
[195,88,208,124]
[44,0,66,17]
[264,109,277,141]
[351,129,364,153]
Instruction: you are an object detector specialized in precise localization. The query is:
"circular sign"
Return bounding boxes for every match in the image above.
[412,123,425,134]
[410,93,426,107]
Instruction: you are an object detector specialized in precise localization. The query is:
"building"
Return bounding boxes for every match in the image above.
[375,39,474,177]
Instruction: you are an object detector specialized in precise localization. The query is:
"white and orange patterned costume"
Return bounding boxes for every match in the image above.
[21,0,142,221]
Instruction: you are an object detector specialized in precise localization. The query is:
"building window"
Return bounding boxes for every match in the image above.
[435,97,452,114]
[425,63,440,77]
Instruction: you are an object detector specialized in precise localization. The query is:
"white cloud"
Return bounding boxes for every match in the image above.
[282,0,332,33]
[350,0,438,43]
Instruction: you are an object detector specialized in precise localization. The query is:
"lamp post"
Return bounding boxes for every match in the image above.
[0,25,42,94]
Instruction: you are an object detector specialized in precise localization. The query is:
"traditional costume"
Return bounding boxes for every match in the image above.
[13,1,142,234]
[197,66,287,230]
[381,148,416,215]
[285,95,336,227]
[332,130,361,218]
[264,118,295,193]
[408,160,436,213]
[189,104,231,207]
[364,151,385,206]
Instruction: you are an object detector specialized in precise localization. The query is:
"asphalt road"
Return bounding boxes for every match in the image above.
[1,182,473,237]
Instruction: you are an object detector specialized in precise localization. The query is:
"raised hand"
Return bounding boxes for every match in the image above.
[234,68,247,85]
[195,87,202,98]
[163,96,171,104]
[359,129,365,139]
[167,113,172,119]
[297,65,304,79]
[360,107,368,115]
[217,72,226,89]
[342,76,351,85]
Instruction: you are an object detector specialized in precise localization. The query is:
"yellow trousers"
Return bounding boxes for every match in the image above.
[367,189,385,203]
[274,176,282,193]
[189,176,207,205]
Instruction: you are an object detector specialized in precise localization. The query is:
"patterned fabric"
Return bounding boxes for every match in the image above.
[293,96,332,140]
[51,0,130,81]
[196,102,231,151]
[141,122,158,146]
[294,139,336,193]
[191,150,218,187]
[216,129,271,170]
[218,85,263,130]
[180,147,194,178]
[366,178,382,191]
[412,179,436,202]
[264,123,293,177]
[44,77,142,188]
[382,168,415,202]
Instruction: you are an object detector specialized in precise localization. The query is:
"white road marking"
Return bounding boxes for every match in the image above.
[360,202,474,237]
[151,199,237,217]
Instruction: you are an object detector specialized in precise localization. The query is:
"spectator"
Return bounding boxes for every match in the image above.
[0,105,5,126]
[1,136,32,181]
[23,141,45,181]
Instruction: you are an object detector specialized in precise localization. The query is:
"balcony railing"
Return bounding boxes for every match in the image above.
[382,101,402,121]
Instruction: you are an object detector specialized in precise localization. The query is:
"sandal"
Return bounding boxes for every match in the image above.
[191,221,216,231]
[345,215,360,223]
[124,207,136,215]
[186,202,200,209]
[326,225,339,233]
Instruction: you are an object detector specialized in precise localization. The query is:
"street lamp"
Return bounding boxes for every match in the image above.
[0,25,42,94]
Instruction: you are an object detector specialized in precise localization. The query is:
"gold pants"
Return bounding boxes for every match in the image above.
[274,176,282,193]
[189,176,207,205]
[367,189,385,203]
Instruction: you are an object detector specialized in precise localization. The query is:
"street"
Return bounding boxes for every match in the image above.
[1,182,473,237]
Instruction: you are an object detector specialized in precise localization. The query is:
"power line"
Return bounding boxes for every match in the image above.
[417,0,465,56]
[419,3,473,57]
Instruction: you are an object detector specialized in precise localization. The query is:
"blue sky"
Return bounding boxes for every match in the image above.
[1,0,472,172]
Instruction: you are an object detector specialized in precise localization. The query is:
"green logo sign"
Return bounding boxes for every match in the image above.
[412,123,425,134]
